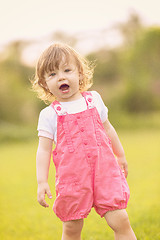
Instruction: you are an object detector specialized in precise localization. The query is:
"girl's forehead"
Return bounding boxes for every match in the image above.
[49,56,77,72]
[42,50,80,75]
[59,55,76,67]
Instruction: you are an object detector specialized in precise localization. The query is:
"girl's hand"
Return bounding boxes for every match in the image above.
[37,182,52,208]
[117,156,128,178]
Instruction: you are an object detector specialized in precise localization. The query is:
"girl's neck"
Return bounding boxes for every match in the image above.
[56,91,83,103]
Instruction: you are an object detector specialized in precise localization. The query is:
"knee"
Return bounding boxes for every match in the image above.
[105,209,131,233]
[115,212,131,233]
[63,219,83,237]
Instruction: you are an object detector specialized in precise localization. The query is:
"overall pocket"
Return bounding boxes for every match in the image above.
[56,176,82,196]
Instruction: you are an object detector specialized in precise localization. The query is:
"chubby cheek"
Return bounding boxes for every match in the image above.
[46,81,54,90]
[46,82,51,90]
[45,84,55,95]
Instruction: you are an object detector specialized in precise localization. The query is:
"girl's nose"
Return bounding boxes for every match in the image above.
[58,72,65,81]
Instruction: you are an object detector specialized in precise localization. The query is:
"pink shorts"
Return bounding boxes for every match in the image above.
[53,146,130,222]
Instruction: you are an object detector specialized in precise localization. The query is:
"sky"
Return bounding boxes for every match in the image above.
[0,0,160,64]
[1,0,160,46]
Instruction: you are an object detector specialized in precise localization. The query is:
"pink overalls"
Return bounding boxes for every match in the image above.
[51,92,130,222]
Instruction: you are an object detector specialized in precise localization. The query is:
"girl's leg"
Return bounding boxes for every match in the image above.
[104,209,137,240]
[62,219,84,240]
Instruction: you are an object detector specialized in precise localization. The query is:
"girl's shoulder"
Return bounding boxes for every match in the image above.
[37,105,57,139]
[89,91,108,122]
[90,90,101,96]
[39,105,56,120]
[89,90,103,102]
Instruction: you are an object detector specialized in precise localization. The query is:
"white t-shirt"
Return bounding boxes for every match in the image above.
[37,91,108,143]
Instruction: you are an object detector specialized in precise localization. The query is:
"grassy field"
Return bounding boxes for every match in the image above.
[0,129,160,240]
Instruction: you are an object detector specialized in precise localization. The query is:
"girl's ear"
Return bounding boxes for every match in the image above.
[79,72,83,83]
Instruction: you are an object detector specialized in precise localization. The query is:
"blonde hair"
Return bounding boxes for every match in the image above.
[32,42,94,103]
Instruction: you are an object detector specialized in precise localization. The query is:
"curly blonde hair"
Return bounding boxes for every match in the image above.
[32,42,94,103]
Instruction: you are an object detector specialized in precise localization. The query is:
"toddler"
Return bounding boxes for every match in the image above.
[33,42,136,240]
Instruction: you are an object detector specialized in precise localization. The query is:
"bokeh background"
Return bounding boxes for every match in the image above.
[0,0,160,239]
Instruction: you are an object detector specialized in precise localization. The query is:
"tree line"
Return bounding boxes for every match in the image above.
[0,13,160,125]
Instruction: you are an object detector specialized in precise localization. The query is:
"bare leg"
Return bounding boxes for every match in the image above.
[62,219,84,240]
[104,209,137,240]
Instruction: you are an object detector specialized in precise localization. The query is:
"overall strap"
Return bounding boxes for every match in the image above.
[82,91,95,109]
[50,101,67,116]
[51,101,74,152]
[82,92,101,146]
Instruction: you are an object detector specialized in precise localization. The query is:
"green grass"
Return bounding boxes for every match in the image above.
[0,129,160,239]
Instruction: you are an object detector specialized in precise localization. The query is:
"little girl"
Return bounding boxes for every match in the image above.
[33,42,136,240]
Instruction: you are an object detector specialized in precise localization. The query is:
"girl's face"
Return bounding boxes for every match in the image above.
[45,59,82,102]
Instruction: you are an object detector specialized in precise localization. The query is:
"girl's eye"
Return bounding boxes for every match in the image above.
[65,69,71,72]
[50,72,56,77]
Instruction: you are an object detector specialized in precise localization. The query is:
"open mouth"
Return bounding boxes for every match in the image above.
[59,84,70,92]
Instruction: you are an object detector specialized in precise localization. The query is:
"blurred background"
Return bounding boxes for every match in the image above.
[0,1,160,239]
[0,0,160,140]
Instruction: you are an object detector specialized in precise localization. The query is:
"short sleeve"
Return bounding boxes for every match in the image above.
[91,91,108,123]
[37,106,57,140]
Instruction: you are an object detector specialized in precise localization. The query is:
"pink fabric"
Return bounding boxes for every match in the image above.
[51,92,130,222]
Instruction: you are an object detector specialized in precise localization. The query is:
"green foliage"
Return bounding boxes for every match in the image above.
[88,49,121,84]
[0,41,45,124]
[1,15,160,126]
[121,27,160,112]
[0,129,160,239]
[88,26,160,113]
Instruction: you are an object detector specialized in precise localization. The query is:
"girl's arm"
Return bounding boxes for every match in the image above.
[103,119,128,178]
[36,136,53,207]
